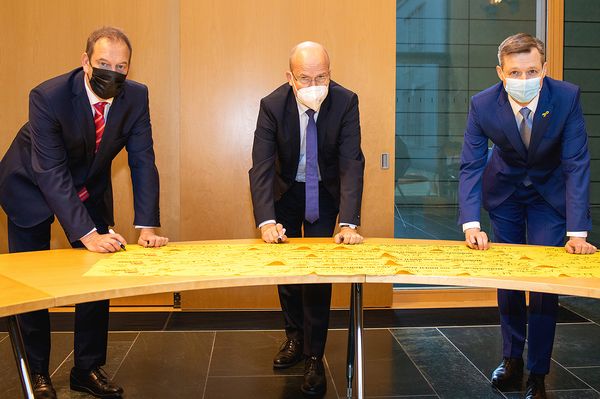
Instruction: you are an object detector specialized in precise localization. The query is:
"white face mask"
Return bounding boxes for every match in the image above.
[504,77,541,104]
[291,78,328,111]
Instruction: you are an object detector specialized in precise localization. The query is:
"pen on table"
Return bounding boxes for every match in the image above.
[108,229,126,251]
[277,228,286,243]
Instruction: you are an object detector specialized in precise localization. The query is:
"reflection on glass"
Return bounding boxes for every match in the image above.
[395,0,536,240]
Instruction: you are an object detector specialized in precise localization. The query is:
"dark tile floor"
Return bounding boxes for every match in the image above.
[1,298,599,398]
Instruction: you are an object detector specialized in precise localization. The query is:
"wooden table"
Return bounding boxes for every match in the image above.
[2,238,599,399]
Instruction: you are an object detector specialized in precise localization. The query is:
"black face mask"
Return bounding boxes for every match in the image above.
[89,67,126,99]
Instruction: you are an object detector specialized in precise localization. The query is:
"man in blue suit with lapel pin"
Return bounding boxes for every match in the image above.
[0,26,168,399]
[458,33,596,399]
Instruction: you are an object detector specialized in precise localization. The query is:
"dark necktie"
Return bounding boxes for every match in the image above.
[305,109,319,223]
[519,107,532,149]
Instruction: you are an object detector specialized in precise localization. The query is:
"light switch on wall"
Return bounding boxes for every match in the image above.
[381,153,389,169]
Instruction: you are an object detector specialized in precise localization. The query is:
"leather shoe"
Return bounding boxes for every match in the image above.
[273,338,303,369]
[491,357,524,388]
[70,367,123,398]
[525,374,547,399]
[32,373,56,399]
[301,356,326,397]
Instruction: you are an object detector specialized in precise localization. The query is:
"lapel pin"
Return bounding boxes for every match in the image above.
[542,111,550,118]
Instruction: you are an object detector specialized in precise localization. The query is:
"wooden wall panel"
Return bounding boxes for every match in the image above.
[546,0,564,80]
[1,0,395,308]
[178,0,395,308]
[0,1,179,305]
[182,283,392,310]
[179,0,395,241]
[0,0,179,253]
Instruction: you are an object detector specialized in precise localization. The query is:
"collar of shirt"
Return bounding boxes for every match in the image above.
[507,89,540,123]
[296,98,319,120]
[83,73,113,117]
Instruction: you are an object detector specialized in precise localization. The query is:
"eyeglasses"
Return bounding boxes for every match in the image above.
[293,73,330,86]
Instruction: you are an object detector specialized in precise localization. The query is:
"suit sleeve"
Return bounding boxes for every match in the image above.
[249,99,278,226]
[458,98,489,225]
[29,88,96,241]
[561,88,592,231]
[337,93,365,226]
[126,87,160,227]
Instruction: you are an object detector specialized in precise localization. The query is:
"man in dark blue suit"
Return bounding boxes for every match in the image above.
[249,42,364,397]
[0,27,168,399]
[458,33,596,399]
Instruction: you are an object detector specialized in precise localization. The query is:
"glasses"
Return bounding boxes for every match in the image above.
[293,73,330,86]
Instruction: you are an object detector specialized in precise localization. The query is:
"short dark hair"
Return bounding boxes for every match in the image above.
[497,33,545,66]
[85,26,132,61]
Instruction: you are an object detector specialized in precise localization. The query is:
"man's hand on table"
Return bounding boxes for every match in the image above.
[334,226,363,245]
[138,228,169,247]
[261,223,288,243]
[81,231,127,253]
[565,237,597,255]
[465,228,490,250]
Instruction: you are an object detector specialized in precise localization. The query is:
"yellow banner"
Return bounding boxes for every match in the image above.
[85,242,600,278]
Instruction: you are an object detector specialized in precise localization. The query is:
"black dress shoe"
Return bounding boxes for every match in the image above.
[32,373,57,399]
[491,357,524,388]
[301,356,326,397]
[273,338,304,369]
[70,367,124,398]
[525,374,547,399]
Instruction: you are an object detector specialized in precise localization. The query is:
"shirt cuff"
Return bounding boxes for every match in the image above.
[339,223,357,229]
[567,231,588,238]
[462,221,481,233]
[258,220,276,229]
[79,227,97,241]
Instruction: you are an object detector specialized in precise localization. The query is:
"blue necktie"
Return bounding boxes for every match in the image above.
[519,107,533,186]
[305,109,319,223]
[519,107,532,149]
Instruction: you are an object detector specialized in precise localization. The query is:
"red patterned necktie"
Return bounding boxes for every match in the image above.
[78,101,108,202]
[93,102,108,152]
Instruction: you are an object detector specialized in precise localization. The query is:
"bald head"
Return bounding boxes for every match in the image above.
[286,41,331,91]
[289,41,330,71]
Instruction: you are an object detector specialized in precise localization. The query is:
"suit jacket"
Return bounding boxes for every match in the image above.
[0,68,160,242]
[249,81,365,227]
[458,77,591,232]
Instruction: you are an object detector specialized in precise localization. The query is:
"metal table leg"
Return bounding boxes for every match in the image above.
[346,283,364,399]
[346,285,355,398]
[7,316,35,399]
[354,283,364,399]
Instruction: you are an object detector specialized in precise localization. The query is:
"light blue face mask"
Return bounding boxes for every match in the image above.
[504,77,541,103]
